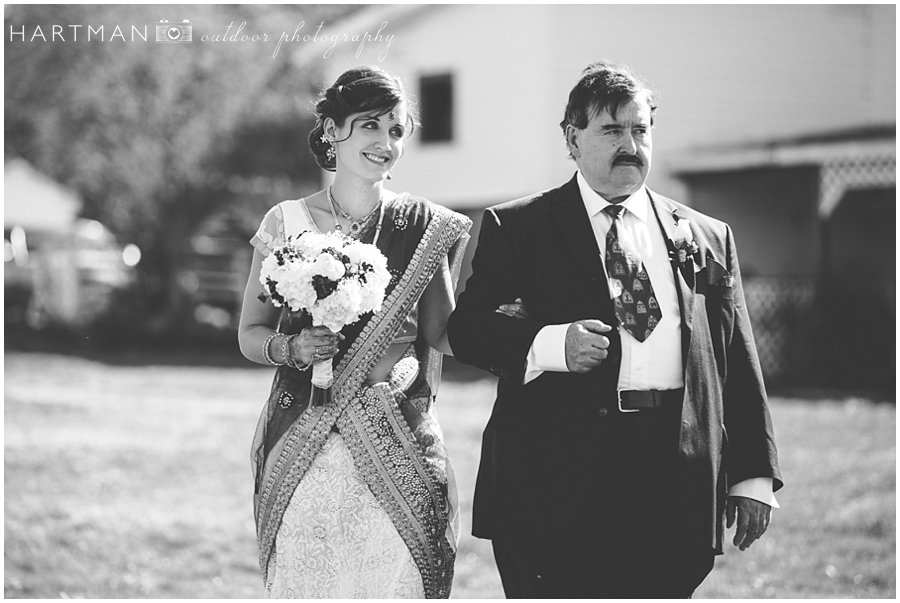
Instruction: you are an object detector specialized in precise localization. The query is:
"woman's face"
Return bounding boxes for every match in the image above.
[329,102,409,183]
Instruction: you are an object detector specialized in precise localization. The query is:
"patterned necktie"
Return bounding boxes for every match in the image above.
[603,204,662,342]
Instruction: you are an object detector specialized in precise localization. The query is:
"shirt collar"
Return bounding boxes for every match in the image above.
[576,170,650,224]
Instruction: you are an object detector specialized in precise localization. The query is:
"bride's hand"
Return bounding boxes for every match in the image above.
[290,326,342,365]
[495,298,529,320]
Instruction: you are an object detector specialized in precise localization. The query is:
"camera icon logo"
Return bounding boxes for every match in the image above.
[156,20,192,43]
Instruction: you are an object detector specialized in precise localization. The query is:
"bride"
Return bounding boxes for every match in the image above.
[238,66,470,598]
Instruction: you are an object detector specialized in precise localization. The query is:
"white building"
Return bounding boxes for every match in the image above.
[291,5,895,386]
[293,4,895,209]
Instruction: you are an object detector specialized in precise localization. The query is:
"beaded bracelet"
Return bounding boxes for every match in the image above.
[280,333,294,367]
[262,333,283,366]
[291,357,314,372]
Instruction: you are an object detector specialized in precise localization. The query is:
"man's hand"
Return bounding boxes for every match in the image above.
[726,496,772,551]
[565,319,612,373]
[495,298,529,320]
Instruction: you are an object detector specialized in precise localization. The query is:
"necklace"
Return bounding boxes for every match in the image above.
[327,186,385,242]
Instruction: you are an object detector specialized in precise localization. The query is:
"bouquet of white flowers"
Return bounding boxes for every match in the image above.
[258,230,391,388]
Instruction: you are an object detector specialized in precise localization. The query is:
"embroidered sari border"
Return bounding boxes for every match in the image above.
[339,385,454,598]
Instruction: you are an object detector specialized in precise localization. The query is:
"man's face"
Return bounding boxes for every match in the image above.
[567,96,653,202]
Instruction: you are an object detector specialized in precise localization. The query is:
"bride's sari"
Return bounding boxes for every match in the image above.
[250,194,470,598]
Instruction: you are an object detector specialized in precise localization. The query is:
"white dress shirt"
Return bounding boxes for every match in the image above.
[523,170,778,507]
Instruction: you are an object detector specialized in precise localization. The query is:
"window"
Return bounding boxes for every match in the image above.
[419,74,453,143]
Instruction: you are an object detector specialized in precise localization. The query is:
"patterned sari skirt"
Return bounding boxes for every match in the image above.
[265,432,425,598]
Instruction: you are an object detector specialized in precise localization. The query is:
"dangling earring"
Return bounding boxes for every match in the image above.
[320,134,336,162]
[386,171,393,180]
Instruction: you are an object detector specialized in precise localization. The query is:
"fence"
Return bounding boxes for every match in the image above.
[743,277,816,383]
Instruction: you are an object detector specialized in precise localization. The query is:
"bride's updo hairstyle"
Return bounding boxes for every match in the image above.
[309,66,419,172]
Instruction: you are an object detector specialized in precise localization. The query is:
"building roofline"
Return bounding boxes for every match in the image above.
[669,123,896,174]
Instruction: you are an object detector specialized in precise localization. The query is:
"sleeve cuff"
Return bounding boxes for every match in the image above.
[728,477,780,508]
[524,323,571,384]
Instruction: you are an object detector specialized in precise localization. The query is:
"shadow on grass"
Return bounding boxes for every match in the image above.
[768,386,895,405]
[5,324,257,368]
[6,324,892,394]
[4,324,496,383]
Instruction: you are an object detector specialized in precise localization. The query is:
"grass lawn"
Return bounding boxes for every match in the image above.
[4,351,895,598]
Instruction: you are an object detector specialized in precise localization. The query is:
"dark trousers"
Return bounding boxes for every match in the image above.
[492,537,714,598]
[491,399,716,598]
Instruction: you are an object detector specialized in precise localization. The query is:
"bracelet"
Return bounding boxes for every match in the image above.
[291,357,314,372]
[262,333,283,366]
[282,333,313,372]
[280,333,295,368]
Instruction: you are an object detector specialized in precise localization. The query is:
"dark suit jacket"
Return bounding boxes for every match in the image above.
[446,174,783,554]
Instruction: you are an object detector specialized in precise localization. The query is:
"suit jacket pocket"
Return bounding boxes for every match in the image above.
[709,283,734,301]
[706,257,734,300]
[706,256,730,283]
[698,268,733,301]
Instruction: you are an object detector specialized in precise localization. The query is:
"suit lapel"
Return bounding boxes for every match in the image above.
[648,191,695,367]
[550,175,613,311]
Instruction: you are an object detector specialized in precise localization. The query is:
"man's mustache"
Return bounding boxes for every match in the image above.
[613,154,643,166]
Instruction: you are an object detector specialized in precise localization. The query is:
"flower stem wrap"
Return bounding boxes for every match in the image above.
[312,329,337,389]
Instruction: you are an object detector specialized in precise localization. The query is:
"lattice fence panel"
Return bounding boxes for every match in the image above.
[820,155,896,217]
[743,277,815,380]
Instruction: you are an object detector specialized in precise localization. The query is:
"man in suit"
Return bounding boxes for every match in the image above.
[446,60,783,598]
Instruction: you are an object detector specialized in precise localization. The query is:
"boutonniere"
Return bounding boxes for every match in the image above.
[671,214,699,266]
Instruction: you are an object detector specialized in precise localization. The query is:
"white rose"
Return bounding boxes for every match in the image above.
[673,219,693,244]
[312,253,346,280]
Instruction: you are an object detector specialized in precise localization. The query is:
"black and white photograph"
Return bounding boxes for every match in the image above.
[4,3,895,599]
